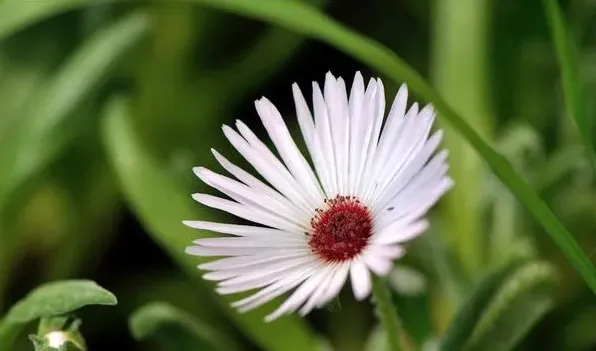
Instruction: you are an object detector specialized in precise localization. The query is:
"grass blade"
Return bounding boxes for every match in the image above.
[439,261,522,351]
[464,262,557,351]
[0,11,149,211]
[129,301,237,351]
[543,0,596,171]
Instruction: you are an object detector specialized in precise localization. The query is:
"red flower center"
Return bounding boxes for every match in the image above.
[308,195,373,263]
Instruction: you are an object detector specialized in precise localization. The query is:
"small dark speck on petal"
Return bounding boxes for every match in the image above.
[387,207,394,211]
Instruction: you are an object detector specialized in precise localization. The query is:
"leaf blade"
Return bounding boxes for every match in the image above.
[0,11,149,211]
[5,280,117,324]
[543,0,596,172]
[464,262,557,351]
[439,261,523,351]
[129,301,236,351]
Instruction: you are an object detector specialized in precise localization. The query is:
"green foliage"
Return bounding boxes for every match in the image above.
[4,280,116,323]
[439,261,557,351]
[129,301,235,351]
[464,262,557,351]
[544,0,596,171]
[439,261,523,351]
[0,11,149,213]
[0,280,115,351]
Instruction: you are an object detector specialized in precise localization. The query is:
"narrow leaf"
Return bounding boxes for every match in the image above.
[0,11,149,212]
[101,96,316,351]
[129,301,236,351]
[5,280,117,324]
[465,261,557,351]
[439,261,523,351]
[543,0,596,171]
[0,0,115,41]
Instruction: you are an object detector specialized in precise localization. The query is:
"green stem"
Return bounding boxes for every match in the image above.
[432,0,492,279]
[0,319,21,351]
[371,276,404,351]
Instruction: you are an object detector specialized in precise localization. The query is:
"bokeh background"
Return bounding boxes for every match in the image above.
[1,0,596,350]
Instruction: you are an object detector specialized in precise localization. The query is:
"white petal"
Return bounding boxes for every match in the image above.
[371,131,445,212]
[313,82,338,196]
[348,72,365,194]
[372,219,428,244]
[298,265,337,315]
[222,124,314,217]
[358,78,386,195]
[363,252,396,276]
[292,83,333,198]
[372,84,408,180]
[350,261,372,300]
[182,220,301,239]
[365,103,435,203]
[254,97,324,205]
[353,79,380,195]
[186,245,265,257]
[210,150,305,216]
[202,254,308,281]
[317,263,350,308]
[198,251,309,270]
[191,193,301,233]
[373,220,429,245]
[368,244,406,260]
[194,167,307,231]
[324,72,350,194]
[265,264,331,322]
[217,255,315,288]
[216,259,317,295]
[232,263,317,312]
[193,236,306,248]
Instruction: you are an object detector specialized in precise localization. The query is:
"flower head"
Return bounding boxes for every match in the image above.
[184,72,452,322]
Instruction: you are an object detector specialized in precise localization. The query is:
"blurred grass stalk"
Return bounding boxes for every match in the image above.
[431,0,493,330]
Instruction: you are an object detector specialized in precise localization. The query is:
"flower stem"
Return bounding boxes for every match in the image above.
[371,276,404,351]
[0,319,21,351]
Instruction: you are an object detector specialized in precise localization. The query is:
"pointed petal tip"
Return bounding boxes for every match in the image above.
[192,166,207,177]
[264,313,280,323]
[184,245,198,255]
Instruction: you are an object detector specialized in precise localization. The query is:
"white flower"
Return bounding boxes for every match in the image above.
[184,72,453,322]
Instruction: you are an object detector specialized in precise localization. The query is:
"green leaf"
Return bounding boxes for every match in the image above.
[129,301,236,351]
[5,280,117,323]
[101,96,316,351]
[371,276,406,351]
[0,280,114,351]
[0,11,149,213]
[6,0,593,298]
[464,261,557,351]
[543,0,596,171]
[0,0,114,41]
[439,261,523,351]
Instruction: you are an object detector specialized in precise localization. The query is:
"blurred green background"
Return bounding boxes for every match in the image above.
[1,0,596,350]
